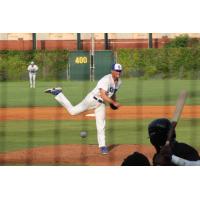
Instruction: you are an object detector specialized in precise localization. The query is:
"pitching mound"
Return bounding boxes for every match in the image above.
[0,144,155,166]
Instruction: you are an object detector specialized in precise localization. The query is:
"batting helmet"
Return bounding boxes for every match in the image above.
[148,118,176,150]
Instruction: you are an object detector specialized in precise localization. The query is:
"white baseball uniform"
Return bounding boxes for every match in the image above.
[55,74,122,147]
[27,64,38,88]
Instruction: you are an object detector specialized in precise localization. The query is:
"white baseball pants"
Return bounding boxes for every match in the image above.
[55,92,106,147]
[29,73,36,88]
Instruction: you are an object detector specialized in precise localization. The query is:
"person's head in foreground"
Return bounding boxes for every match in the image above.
[121,151,151,166]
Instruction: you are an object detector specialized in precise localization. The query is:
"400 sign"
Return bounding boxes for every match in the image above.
[75,56,88,64]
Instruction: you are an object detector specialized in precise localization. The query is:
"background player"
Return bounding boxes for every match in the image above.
[27,61,39,88]
[44,63,123,154]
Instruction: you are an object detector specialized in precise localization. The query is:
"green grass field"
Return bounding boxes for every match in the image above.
[0,79,200,107]
[1,79,200,152]
[1,119,200,152]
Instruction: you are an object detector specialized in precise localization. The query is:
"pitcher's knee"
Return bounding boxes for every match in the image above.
[68,109,79,116]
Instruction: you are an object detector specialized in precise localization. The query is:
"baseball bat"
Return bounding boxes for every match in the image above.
[165,90,188,145]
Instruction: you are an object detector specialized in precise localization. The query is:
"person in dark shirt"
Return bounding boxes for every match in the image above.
[148,118,200,166]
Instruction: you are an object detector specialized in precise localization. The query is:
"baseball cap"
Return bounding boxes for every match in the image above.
[31,61,34,65]
[112,63,122,72]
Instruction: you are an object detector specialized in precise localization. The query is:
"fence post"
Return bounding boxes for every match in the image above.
[104,33,109,50]
[148,33,153,48]
[32,33,37,50]
[77,33,82,50]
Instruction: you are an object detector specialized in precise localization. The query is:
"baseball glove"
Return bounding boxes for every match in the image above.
[109,103,118,110]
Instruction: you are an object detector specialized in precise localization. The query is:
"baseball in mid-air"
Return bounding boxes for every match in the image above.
[80,131,88,138]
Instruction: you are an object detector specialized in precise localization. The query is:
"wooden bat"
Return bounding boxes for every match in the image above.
[165,90,188,145]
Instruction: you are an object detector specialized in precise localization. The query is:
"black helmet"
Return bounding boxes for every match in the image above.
[121,151,150,166]
[148,118,176,149]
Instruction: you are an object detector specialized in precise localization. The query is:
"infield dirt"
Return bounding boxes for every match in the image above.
[1,105,200,121]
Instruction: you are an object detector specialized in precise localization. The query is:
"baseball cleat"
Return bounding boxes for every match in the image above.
[100,146,109,155]
[44,87,62,96]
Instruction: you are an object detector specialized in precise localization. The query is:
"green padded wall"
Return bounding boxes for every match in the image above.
[68,50,114,80]
[94,51,114,80]
[68,51,90,80]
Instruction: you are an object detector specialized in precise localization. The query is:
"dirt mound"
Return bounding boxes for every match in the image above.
[0,144,155,166]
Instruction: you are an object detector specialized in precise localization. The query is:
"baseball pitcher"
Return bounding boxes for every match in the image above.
[27,61,39,88]
[44,63,123,154]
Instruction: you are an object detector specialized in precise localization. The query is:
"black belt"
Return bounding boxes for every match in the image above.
[93,96,104,103]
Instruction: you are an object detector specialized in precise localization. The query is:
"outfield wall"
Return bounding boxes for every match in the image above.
[0,38,169,50]
[1,33,199,50]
